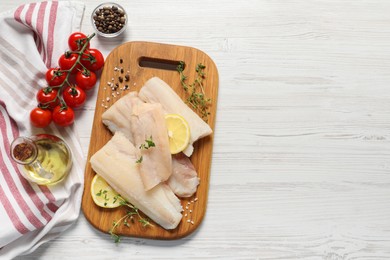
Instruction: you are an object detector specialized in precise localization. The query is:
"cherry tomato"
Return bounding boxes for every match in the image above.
[68,32,89,51]
[75,70,97,91]
[81,48,104,71]
[30,107,52,128]
[36,87,59,110]
[45,68,67,86]
[52,105,75,127]
[63,85,86,108]
[58,52,81,74]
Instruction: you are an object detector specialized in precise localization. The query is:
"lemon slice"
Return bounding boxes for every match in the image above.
[91,174,121,208]
[165,113,191,154]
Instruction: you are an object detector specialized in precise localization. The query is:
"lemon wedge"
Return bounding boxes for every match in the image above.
[91,174,121,208]
[165,113,191,154]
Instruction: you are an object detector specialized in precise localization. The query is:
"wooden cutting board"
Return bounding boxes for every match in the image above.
[81,41,218,240]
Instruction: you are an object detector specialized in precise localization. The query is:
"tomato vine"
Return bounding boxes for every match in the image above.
[31,32,104,128]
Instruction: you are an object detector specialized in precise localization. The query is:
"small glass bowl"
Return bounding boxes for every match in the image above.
[91,2,127,38]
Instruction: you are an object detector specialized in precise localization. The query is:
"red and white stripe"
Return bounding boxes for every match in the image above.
[0,1,85,258]
[0,104,55,230]
[13,1,59,68]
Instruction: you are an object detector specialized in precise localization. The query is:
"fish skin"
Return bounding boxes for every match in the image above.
[138,77,212,157]
[167,153,200,198]
[90,132,182,230]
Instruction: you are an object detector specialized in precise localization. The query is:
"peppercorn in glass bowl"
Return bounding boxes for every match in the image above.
[91,3,127,38]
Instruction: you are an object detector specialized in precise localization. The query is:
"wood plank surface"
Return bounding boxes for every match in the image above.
[4,0,390,259]
[81,41,218,239]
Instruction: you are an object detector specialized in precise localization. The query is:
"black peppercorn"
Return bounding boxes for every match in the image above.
[93,4,126,35]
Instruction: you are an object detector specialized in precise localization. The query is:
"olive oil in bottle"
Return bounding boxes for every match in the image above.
[11,134,72,185]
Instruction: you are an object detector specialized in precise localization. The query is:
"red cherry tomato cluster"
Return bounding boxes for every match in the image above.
[30,32,104,128]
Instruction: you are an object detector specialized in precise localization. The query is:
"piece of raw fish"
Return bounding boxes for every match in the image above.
[101,91,143,143]
[168,153,199,198]
[102,92,172,191]
[138,77,212,157]
[90,132,182,230]
[130,102,172,191]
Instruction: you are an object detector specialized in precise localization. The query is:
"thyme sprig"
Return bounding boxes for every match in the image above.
[136,136,155,163]
[177,61,211,121]
[109,195,153,243]
[96,189,109,207]
[139,136,155,150]
[135,156,143,164]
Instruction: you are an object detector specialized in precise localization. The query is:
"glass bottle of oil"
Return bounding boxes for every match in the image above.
[10,134,72,185]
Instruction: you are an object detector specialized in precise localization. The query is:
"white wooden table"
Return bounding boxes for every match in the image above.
[2,0,390,259]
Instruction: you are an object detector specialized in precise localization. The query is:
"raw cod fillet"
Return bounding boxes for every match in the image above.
[130,102,172,191]
[168,153,200,198]
[101,91,143,143]
[138,77,213,157]
[102,92,172,191]
[102,91,200,197]
[90,132,183,230]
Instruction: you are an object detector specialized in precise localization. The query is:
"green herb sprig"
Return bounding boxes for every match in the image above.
[177,61,211,121]
[135,156,143,164]
[109,195,153,243]
[139,136,155,150]
[136,136,155,163]
[96,189,109,207]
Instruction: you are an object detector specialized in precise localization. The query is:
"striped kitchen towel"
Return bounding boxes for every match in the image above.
[0,1,85,259]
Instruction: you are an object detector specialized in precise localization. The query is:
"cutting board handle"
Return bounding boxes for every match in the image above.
[123,41,213,77]
[138,56,182,72]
